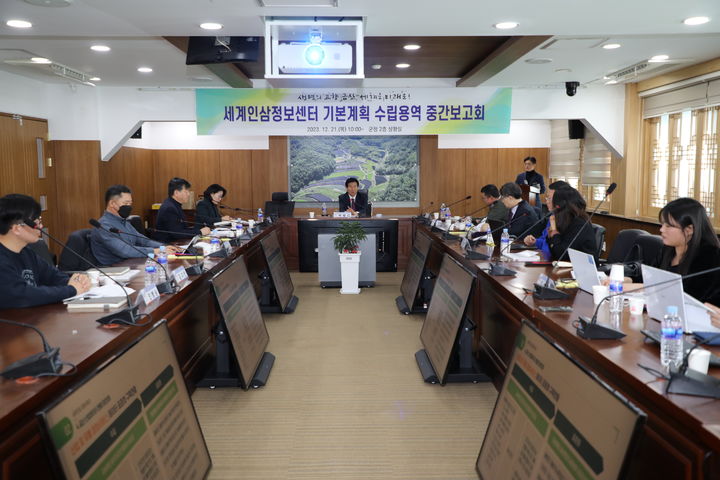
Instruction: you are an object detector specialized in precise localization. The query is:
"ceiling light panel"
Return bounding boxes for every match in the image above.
[258,0,338,6]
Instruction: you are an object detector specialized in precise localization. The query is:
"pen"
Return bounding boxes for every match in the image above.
[168,255,204,260]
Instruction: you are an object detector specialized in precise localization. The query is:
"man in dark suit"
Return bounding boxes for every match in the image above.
[499,182,540,241]
[515,156,545,206]
[155,177,211,242]
[338,177,369,217]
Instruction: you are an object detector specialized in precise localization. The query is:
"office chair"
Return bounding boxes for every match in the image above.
[127,214,146,236]
[27,238,56,266]
[265,191,295,219]
[58,228,100,271]
[634,234,664,265]
[591,224,606,261]
[603,229,649,264]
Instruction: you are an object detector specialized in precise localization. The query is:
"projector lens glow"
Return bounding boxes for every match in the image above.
[304,45,325,66]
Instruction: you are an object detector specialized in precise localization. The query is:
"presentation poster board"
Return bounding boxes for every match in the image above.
[260,230,295,311]
[476,321,645,480]
[419,254,475,384]
[38,321,211,480]
[400,230,433,309]
[210,255,270,389]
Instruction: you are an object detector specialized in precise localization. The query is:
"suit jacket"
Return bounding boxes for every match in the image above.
[486,200,508,223]
[515,171,546,193]
[507,200,539,240]
[155,197,202,242]
[338,190,369,217]
[195,199,222,227]
[547,216,597,262]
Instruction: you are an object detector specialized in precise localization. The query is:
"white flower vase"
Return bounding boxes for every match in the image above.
[339,251,361,294]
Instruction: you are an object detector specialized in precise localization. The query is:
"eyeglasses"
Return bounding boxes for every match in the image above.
[21,217,43,229]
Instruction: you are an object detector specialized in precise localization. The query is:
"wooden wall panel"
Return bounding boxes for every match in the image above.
[50,140,101,246]
[153,150,189,203]
[436,147,469,214]
[251,136,288,212]
[419,135,439,212]
[465,149,498,215]
[185,150,220,202]
[218,150,253,211]
[124,148,155,217]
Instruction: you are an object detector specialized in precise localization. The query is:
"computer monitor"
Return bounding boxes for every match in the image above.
[37,321,211,480]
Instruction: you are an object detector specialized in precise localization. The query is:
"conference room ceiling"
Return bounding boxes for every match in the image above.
[0,0,719,89]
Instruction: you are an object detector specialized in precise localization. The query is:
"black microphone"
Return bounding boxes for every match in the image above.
[667,331,720,398]
[465,202,492,219]
[38,228,139,326]
[444,195,472,210]
[577,263,720,340]
[219,204,254,213]
[0,318,65,379]
[554,181,617,266]
[90,219,176,294]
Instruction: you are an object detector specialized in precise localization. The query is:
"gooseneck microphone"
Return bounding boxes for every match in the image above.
[38,228,139,326]
[466,213,529,274]
[554,182,617,267]
[444,195,472,210]
[219,204,255,213]
[465,202,492,219]
[514,208,556,244]
[577,263,720,340]
[0,318,68,379]
[89,219,176,294]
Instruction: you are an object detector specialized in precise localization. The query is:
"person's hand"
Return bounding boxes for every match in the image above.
[704,303,720,326]
[346,207,356,215]
[222,215,231,221]
[69,274,91,295]
[524,235,536,246]
[200,227,211,236]
[164,245,181,254]
[479,223,489,232]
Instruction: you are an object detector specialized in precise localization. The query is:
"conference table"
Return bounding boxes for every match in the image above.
[0,225,276,478]
[416,223,720,479]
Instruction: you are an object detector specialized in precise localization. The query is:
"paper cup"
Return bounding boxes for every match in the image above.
[688,349,711,375]
[627,295,645,315]
[87,270,100,287]
[433,212,440,220]
[592,284,609,305]
[309,211,315,218]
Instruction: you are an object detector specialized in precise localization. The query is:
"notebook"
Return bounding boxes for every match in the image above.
[66,296,128,311]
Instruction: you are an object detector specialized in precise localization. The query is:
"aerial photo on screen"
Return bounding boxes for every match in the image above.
[289,136,418,203]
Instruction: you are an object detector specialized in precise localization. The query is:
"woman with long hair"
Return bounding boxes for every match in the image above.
[655,197,720,304]
[196,184,231,227]
[546,187,596,261]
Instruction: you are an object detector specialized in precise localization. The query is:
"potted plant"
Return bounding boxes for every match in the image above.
[333,221,367,294]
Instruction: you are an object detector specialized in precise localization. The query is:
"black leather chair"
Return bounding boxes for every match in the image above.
[27,238,56,266]
[265,191,295,219]
[604,229,649,264]
[634,234,664,265]
[58,229,100,271]
[127,214,145,236]
[591,224,606,260]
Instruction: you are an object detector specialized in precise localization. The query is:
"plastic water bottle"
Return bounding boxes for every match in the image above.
[257,208,263,223]
[486,229,495,247]
[144,254,158,287]
[500,228,510,254]
[439,203,447,219]
[235,222,243,238]
[156,246,168,283]
[210,237,221,253]
[661,305,684,370]
[608,264,624,313]
[322,203,327,216]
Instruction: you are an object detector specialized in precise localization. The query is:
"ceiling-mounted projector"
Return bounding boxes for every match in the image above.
[277,42,353,74]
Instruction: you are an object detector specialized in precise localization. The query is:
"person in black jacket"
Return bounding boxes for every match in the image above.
[196,184,231,227]
[546,187,597,261]
[653,197,720,305]
[338,177,369,217]
[0,194,90,308]
[155,178,211,242]
[515,156,546,206]
[499,182,539,241]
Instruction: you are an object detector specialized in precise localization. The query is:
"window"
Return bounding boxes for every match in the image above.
[643,106,720,223]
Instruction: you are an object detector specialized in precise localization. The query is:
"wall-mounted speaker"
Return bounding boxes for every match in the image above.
[568,120,585,139]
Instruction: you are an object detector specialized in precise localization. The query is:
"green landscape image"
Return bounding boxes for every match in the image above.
[289,136,418,203]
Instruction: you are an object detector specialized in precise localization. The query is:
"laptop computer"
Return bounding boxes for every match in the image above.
[568,248,600,293]
[641,264,718,334]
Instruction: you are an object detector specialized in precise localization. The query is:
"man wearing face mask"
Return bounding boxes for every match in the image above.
[91,185,179,265]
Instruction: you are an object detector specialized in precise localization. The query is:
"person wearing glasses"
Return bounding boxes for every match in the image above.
[651,197,720,305]
[0,194,90,308]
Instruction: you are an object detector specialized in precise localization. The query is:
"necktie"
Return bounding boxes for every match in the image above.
[351,198,355,210]
[507,209,513,223]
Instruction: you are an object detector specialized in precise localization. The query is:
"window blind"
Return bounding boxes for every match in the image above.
[549,120,580,179]
[643,78,720,118]
[581,129,612,186]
